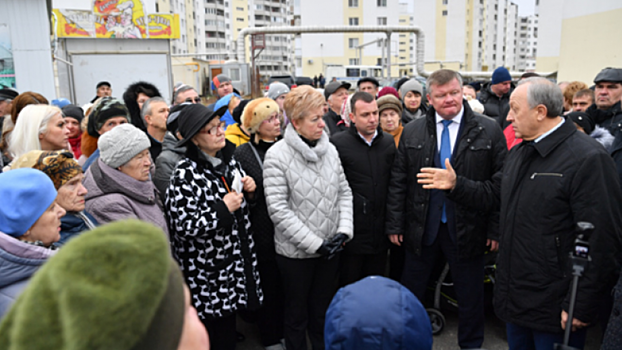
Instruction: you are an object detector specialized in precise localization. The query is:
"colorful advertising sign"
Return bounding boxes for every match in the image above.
[53,0,179,39]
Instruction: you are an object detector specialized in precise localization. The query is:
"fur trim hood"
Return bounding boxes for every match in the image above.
[590,125,615,150]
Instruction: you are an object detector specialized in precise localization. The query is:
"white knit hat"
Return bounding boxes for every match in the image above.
[98,124,150,168]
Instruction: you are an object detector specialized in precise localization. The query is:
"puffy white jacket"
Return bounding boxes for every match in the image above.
[264,123,353,259]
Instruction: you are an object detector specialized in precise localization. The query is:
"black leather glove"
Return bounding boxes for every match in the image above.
[316,240,338,256]
[330,233,348,247]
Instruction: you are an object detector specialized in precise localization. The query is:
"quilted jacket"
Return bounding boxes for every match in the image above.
[264,123,353,259]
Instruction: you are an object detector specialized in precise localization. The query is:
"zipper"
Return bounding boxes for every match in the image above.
[530,172,563,180]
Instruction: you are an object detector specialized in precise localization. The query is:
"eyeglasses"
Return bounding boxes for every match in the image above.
[262,115,280,124]
[185,97,202,103]
[199,120,226,135]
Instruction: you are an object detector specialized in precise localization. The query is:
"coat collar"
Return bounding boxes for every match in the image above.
[284,123,329,162]
[532,117,577,158]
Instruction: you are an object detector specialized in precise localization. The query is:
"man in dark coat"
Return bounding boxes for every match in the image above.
[585,67,622,173]
[385,69,507,349]
[331,92,396,287]
[479,66,514,127]
[322,81,351,137]
[423,77,621,349]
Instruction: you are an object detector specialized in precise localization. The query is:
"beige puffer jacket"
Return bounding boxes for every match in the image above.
[263,123,353,259]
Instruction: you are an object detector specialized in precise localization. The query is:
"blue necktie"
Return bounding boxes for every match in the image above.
[439,120,452,223]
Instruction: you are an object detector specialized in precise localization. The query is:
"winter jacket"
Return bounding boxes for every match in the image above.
[330,127,396,255]
[478,82,514,127]
[0,233,57,319]
[82,149,99,172]
[56,211,98,247]
[385,101,507,260]
[323,109,348,137]
[401,103,428,125]
[492,118,621,332]
[586,101,622,137]
[154,132,186,201]
[225,123,250,147]
[165,141,262,320]
[264,123,354,259]
[234,137,279,262]
[84,158,169,239]
[148,134,163,162]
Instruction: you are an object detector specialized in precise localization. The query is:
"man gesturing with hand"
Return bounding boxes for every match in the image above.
[385,69,507,349]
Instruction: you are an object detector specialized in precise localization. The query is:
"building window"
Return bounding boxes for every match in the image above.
[349,58,360,65]
[236,7,244,11]
[348,38,359,48]
[349,17,359,26]
[229,68,241,81]
[236,17,244,22]
[348,0,358,7]
[442,0,448,4]
[377,17,387,25]
[442,10,448,16]
[377,0,387,6]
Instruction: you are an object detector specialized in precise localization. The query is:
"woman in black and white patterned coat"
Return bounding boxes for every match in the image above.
[165,104,262,350]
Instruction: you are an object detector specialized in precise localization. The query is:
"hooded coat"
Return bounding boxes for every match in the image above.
[122,81,162,132]
[154,132,186,200]
[83,158,169,239]
[0,233,57,318]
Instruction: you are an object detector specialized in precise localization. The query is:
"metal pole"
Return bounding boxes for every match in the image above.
[386,32,391,79]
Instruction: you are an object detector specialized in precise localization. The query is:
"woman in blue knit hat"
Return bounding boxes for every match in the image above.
[0,168,66,318]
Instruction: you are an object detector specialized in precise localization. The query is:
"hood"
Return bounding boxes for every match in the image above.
[84,159,158,206]
[325,276,432,350]
[225,123,249,139]
[161,132,186,155]
[590,125,616,150]
[0,233,56,289]
[283,123,329,162]
[122,81,162,132]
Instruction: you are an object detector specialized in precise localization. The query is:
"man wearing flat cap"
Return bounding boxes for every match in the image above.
[323,81,351,136]
[585,67,622,174]
[90,81,112,103]
[357,77,380,97]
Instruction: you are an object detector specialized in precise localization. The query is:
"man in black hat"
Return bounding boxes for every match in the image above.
[357,77,380,97]
[322,81,351,136]
[585,67,622,173]
[91,81,112,103]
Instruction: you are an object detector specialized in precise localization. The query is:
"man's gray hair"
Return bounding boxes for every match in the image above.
[518,77,563,118]
[172,84,196,105]
[141,96,166,122]
[426,69,463,93]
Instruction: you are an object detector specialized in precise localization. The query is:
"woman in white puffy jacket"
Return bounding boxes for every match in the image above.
[263,85,353,350]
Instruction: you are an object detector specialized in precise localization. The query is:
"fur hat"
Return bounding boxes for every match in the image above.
[98,124,150,168]
[0,168,57,237]
[0,220,186,350]
[12,150,82,190]
[377,95,403,115]
[87,97,130,137]
[242,98,280,134]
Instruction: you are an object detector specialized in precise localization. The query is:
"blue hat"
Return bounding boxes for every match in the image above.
[491,66,512,85]
[0,168,57,237]
[51,98,71,109]
[325,276,433,350]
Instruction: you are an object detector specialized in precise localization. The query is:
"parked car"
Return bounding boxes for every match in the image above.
[295,76,314,87]
[268,75,297,89]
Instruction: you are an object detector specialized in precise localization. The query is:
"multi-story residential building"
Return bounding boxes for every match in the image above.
[516,15,538,71]
[415,0,522,73]
[294,0,410,79]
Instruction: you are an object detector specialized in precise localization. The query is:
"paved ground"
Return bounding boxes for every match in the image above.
[235,309,603,349]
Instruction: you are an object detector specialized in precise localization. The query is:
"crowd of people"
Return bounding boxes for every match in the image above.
[0,65,620,350]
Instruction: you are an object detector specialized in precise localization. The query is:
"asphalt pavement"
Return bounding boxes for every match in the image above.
[235,309,604,350]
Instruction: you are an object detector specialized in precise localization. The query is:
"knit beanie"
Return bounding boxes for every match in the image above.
[325,276,433,350]
[378,86,401,100]
[62,104,85,124]
[568,111,595,134]
[212,74,232,90]
[491,66,512,85]
[0,220,186,350]
[98,123,150,168]
[12,150,82,190]
[377,94,403,115]
[400,79,424,100]
[242,98,280,134]
[87,97,130,137]
[267,82,290,100]
[0,168,57,237]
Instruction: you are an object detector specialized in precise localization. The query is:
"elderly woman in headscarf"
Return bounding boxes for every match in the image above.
[165,103,262,350]
[83,124,168,239]
[12,150,97,247]
[263,85,353,350]
[0,168,66,317]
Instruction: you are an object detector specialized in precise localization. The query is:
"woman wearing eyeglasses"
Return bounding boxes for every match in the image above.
[233,98,285,349]
[164,103,263,350]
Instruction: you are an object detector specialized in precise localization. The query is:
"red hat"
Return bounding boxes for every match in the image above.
[377,86,400,100]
